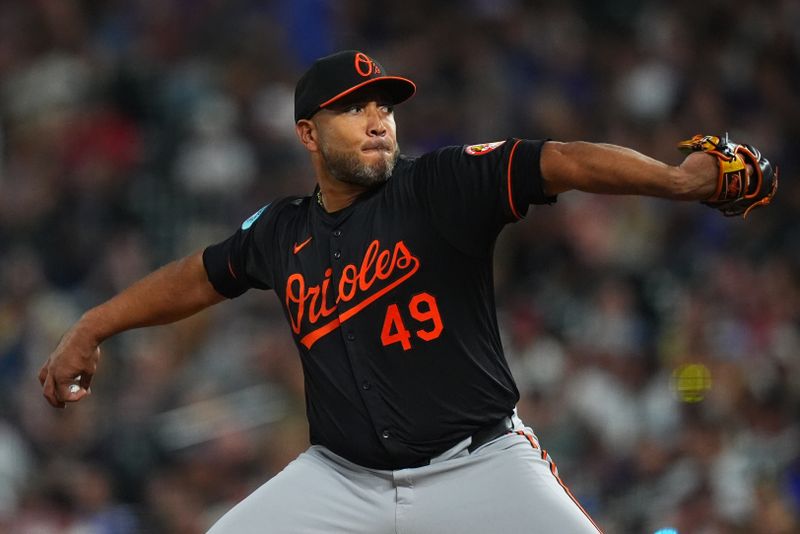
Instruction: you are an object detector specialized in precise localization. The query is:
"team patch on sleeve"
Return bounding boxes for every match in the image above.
[241,203,271,230]
[464,140,506,156]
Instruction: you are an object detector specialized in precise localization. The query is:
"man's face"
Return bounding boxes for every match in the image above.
[311,89,400,188]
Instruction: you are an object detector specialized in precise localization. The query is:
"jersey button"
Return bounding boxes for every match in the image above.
[361,381,371,390]
[333,250,341,259]
[333,229,342,237]
[381,429,390,439]
[346,332,356,341]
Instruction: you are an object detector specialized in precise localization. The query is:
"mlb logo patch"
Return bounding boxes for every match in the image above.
[464,141,506,155]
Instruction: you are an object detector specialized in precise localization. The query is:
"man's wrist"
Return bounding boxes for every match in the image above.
[77,308,110,345]
[676,152,718,200]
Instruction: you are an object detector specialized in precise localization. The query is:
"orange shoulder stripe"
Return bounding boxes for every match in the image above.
[507,139,523,220]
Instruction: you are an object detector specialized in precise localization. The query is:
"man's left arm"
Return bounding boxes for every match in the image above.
[540,137,778,217]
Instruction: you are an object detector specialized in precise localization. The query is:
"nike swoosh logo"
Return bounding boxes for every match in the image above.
[293,237,313,254]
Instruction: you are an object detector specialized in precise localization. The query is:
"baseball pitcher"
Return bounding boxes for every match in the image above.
[38,50,777,533]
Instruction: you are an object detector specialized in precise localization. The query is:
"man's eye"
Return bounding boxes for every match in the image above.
[381,105,394,114]
[346,105,363,113]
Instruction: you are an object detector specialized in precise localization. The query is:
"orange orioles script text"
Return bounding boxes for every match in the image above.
[285,240,420,349]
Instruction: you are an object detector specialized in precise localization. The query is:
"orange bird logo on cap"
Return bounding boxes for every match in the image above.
[354,52,380,77]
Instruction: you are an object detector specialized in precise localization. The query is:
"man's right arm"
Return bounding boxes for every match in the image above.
[38,249,226,408]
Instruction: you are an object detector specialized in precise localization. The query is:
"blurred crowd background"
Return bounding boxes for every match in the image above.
[1,0,798,532]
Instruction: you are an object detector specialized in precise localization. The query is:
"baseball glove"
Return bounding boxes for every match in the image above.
[678,133,778,218]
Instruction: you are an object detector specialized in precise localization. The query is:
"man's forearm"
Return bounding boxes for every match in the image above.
[79,250,225,343]
[540,141,718,199]
[39,249,226,407]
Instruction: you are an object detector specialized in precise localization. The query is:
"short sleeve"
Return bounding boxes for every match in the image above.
[202,203,275,298]
[415,138,555,256]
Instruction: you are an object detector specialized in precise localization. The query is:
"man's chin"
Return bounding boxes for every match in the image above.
[336,166,390,188]
[321,144,398,187]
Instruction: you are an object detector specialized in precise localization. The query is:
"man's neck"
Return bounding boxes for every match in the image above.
[316,180,368,212]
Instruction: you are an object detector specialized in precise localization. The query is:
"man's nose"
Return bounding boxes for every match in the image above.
[366,104,387,136]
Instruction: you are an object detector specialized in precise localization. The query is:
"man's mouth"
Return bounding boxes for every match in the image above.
[362,141,392,152]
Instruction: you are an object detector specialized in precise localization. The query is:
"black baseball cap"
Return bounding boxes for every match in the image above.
[294,50,416,122]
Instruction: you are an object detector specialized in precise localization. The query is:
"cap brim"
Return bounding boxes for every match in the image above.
[319,76,417,110]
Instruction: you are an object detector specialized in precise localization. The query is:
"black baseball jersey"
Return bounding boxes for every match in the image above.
[203,138,555,469]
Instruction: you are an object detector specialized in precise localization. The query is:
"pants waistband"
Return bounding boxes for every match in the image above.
[467,416,514,453]
[422,416,514,466]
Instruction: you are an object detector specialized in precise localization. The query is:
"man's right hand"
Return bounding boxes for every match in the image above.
[38,323,99,408]
[35,250,225,408]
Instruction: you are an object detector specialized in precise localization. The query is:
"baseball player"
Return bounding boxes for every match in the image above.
[38,50,778,533]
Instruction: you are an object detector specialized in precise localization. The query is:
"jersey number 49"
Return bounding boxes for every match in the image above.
[380,292,443,351]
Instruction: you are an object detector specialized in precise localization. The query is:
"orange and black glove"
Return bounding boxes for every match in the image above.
[678,133,778,218]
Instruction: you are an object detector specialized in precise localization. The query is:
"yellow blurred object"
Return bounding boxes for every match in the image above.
[672,363,712,402]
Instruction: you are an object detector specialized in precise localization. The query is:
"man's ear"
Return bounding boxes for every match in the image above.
[295,120,319,152]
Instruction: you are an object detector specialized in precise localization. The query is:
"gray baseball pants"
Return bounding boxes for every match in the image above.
[208,417,602,533]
